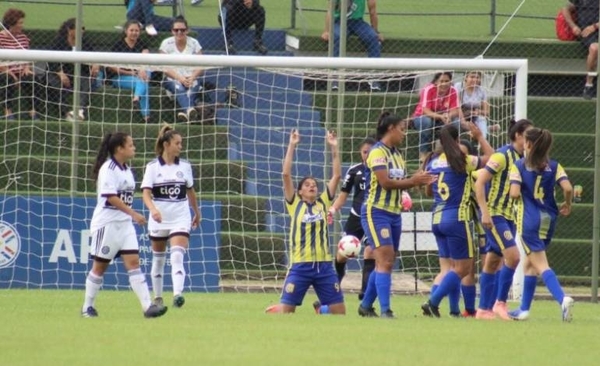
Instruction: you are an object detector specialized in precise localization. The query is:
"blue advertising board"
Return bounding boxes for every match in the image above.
[0,196,221,292]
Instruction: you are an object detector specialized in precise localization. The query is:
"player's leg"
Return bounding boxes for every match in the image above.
[373,214,401,318]
[169,231,190,308]
[476,230,502,319]
[335,215,362,283]
[359,241,375,300]
[266,264,310,314]
[82,225,115,317]
[491,218,520,320]
[150,231,168,305]
[508,254,536,321]
[314,262,345,315]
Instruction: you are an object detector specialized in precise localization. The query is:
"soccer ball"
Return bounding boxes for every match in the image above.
[402,191,413,211]
[337,235,361,258]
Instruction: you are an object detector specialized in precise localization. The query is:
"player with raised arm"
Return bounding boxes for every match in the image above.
[142,124,201,309]
[265,129,345,314]
[358,112,434,318]
[420,124,493,317]
[474,119,533,320]
[82,132,167,318]
[508,128,574,321]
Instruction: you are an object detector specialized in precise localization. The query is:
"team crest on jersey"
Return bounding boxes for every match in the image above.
[431,157,448,169]
[285,283,295,293]
[176,171,184,178]
[503,231,513,241]
[0,222,20,269]
[380,228,390,239]
[101,246,110,255]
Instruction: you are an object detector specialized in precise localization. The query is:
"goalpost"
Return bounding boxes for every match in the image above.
[0,49,527,295]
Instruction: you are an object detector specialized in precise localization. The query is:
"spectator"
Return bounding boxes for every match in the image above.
[412,71,462,162]
[45,18,99,121]
[127,0,173,36]
[321,0,383,91]
[107,20,152,123]
[159,16,204,123]
[563,0,599,100]
[157,0,204,5]
[0,8,38,120]
[219,0,268,55]
[454,71,491,139]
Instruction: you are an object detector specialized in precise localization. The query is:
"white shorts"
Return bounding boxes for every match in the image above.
[148,226,191,240]
[90,221,139,262]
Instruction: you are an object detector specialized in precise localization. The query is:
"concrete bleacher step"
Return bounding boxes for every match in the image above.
[203,68,304,92]
[205,90,312,110]
[202,50,294,57]
[215,109,321,127]
[192,27,286,51]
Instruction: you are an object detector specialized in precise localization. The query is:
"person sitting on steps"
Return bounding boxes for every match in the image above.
[218,0,268,55]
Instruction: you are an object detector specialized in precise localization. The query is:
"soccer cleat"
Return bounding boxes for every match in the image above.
[357,292,364,301]
[144,304,168,318]
[81,306,98,318]
[449,312,463,318]
[561,296,574,322]
[492,300,511,320]
[368,81,382,92]
[475,309,496,320]
[421,301,440,318]
[508,308,530,321]
[265,304,282,314]
[380,309,396,319]
[153,297,164,307]
[462,309,476,318]
[358,305,379,317]
[173,295,185,308]
[583,85,594,100]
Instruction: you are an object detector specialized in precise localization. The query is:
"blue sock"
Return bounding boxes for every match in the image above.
[496,265,515,302]
[430,284,439,296]
[520,275,537,311]
[542,269,564,305]
[448,284,461,315]
[318,305,330,315]
[430,271,461,307]
[478,272,495,310]
[375,272,392,312]
[490,271,501,308]
[461,284,476,313]
[360,270,378,308]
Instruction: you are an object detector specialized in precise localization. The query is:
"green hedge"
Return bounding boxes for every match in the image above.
[219,232,287,273]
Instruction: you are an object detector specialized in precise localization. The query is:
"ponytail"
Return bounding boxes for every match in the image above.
[155,123,181,156]
[524,128,553,171]
[439,124,466,173]
[92,132,130,181]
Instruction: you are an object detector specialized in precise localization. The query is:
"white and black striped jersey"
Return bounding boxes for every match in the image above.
[141,156,195,230]
[90,158,136,231]
[341,162,367,217]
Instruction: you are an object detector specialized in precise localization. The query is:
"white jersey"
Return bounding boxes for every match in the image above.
[159,36,202,79]
[90,159,136,231]
[141,156,195,230]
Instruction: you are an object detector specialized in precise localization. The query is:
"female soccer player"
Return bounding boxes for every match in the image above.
[508,128,574,322]
[265,129,345,314]
[420,124,493,317]
[474,119,533,320]
[358,112,434,318]
[328,137,375,298]
[142,124,200,309]
[82,132,167,318]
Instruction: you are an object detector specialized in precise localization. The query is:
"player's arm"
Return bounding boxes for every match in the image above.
[508,164,521,199]
[106,195,146,225]
[187,187,201,229]
[474,168,494,229]
[470,124,494,165]
[373,168,433,191]
[141,165,161,223]
[283,129,299,203]
[557,164,573,216]
[326,130,342,199]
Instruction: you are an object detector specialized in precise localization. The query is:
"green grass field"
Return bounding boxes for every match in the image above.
[6,0,562,40]
[2,289,599,366]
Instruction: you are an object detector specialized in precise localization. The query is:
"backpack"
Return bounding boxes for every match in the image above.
[556,9,577,41]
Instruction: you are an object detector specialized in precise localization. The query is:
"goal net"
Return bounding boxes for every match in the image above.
[0,49,527,294]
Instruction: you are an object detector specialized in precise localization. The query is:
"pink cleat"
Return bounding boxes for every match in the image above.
[475,309,496,320]
[492,301,511,320]
[265,304,283,314]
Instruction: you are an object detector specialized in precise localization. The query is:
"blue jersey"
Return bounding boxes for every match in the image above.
[427,153,479,223]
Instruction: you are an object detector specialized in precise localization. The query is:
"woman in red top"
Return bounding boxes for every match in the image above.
[412,71,462,162]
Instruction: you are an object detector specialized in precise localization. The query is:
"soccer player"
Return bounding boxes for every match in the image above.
[328,137,376,299]
[508,128,574,322]
[420,124,493,317]
[265,129,345,314]
[358,112,434,318]
[142,124,201,309]
[474,119,533,320]
[82,132,168,318]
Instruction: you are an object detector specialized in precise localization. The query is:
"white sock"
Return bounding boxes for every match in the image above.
[151,251,166,299]
[82,272,103,312]
[170,246,186,296]
[128,269,152,311]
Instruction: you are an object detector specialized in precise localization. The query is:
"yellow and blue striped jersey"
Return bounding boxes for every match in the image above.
[484,144,521,219]
[285,190,333,263]
[427,153,479,223]
[363,142,406,215]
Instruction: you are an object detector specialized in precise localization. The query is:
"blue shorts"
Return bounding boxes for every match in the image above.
[520,211,556,254]
[484,216,517,256]
[280,262,344,306]
[433,220,474,260]
[361,206,401,251]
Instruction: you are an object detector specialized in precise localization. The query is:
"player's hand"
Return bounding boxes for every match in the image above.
[289,129,300,146]
[191,214,201,230]
[559,202,572,216]
[150,208,162,223]
[327,207,336,225]
[321,31,330,42]
[469,123,483,141]
[481,212,493,230]
[411,170,436,186]
[132,212,147,226]
[326,130,338,147]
